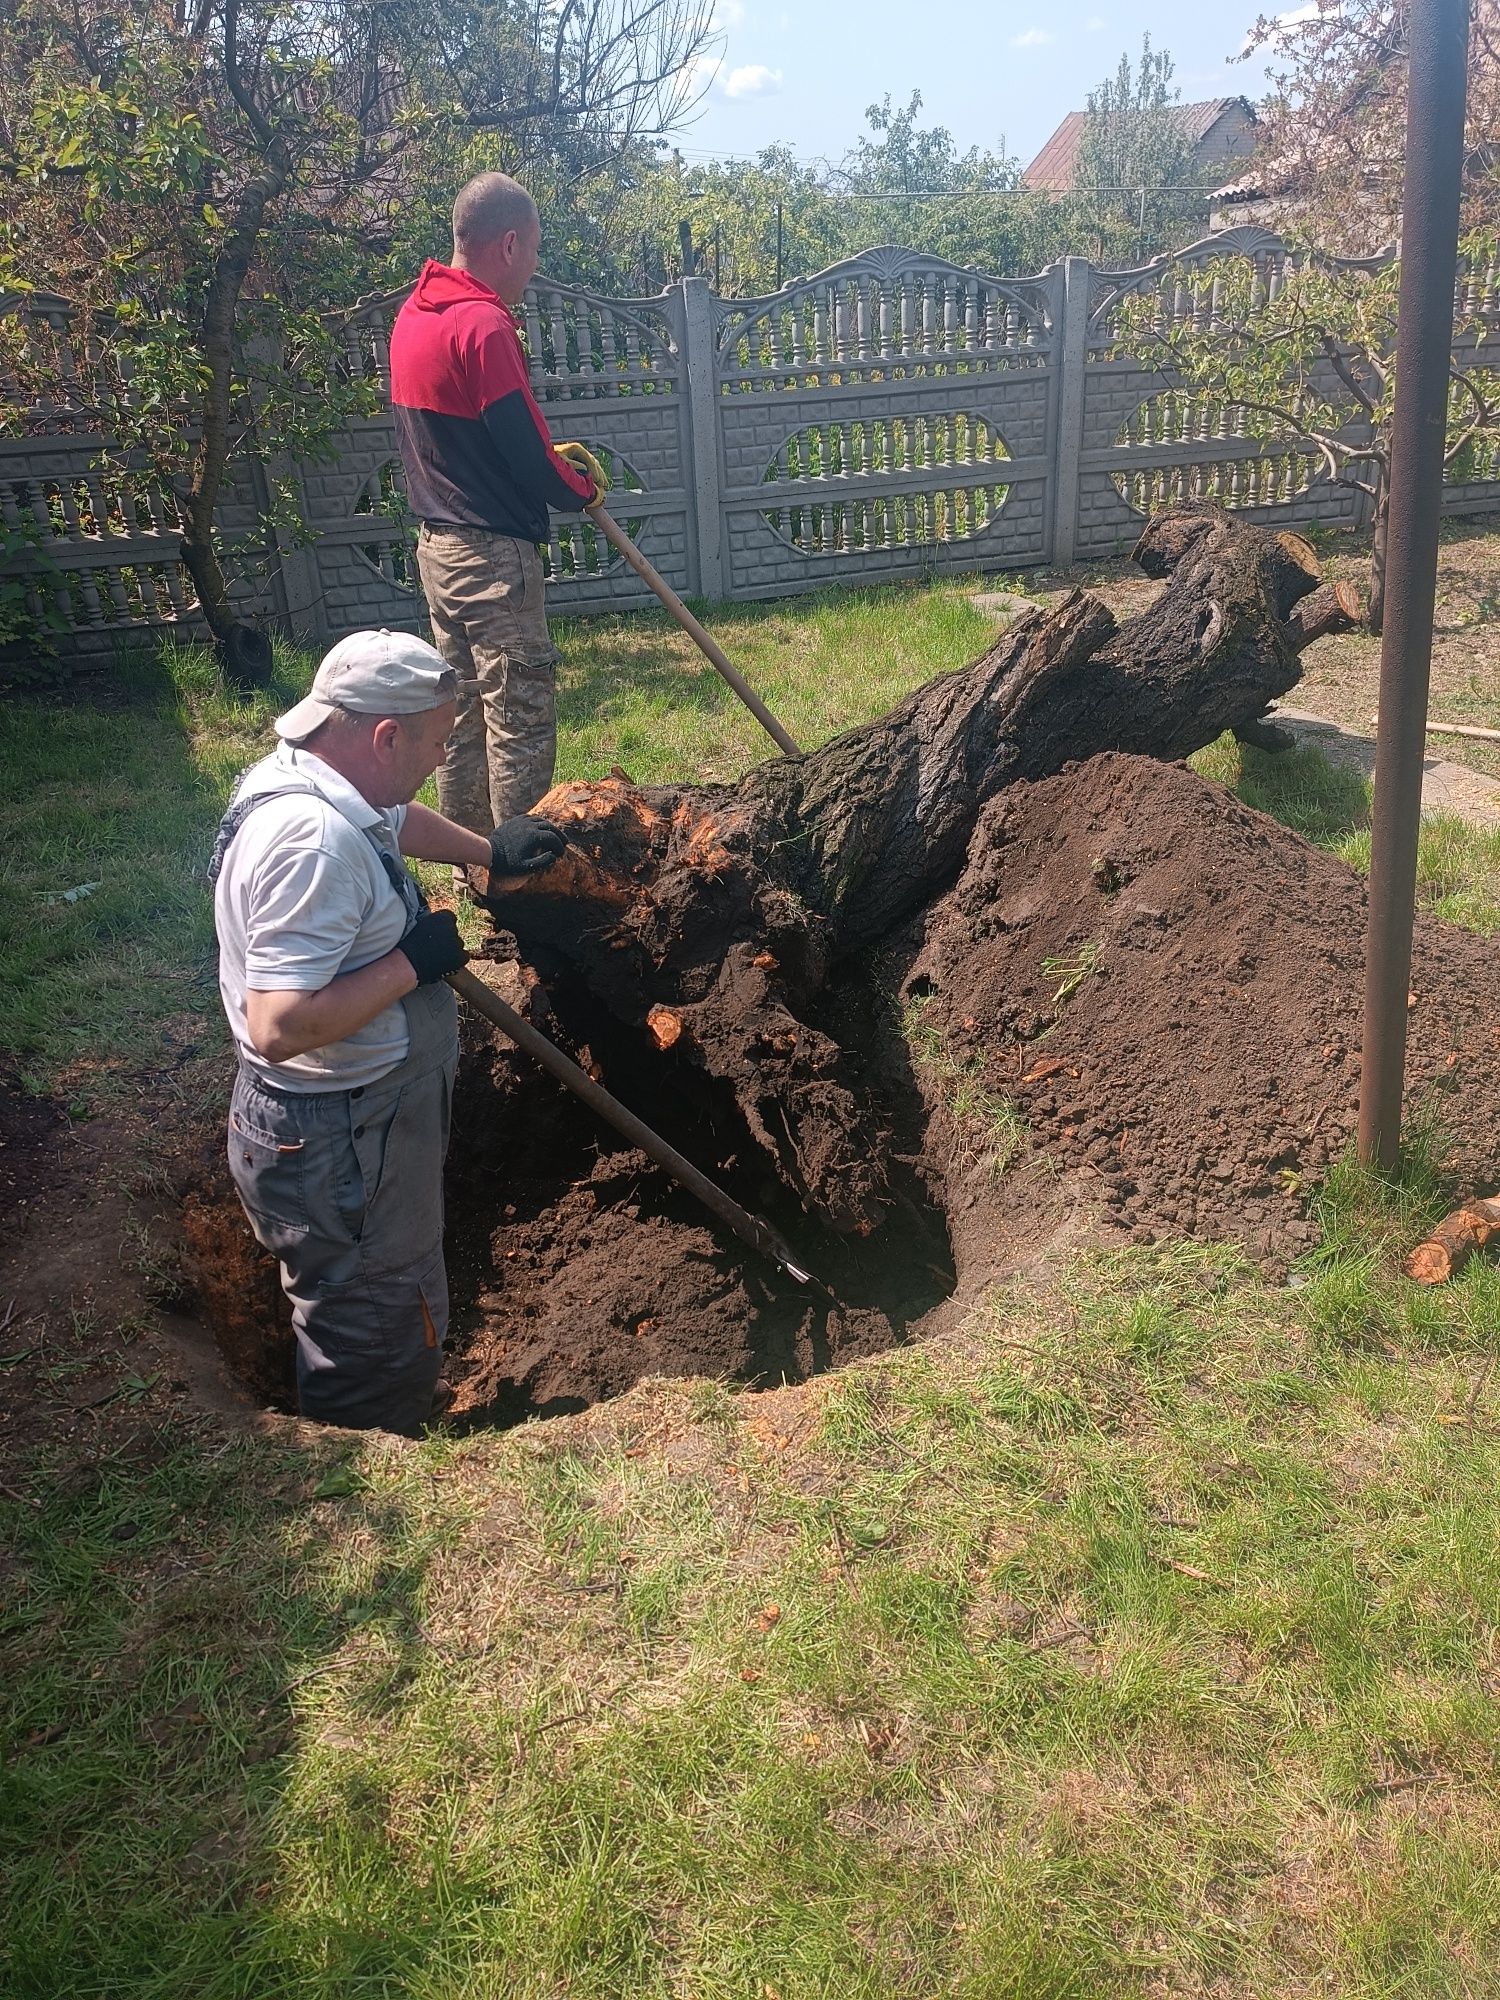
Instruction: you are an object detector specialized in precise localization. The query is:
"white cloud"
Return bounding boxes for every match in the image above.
[712,0,746,26]
[1011,25,1053,45]
[722,63,783,96]
[1239,1,1323,51]
[1084,13,1106,27]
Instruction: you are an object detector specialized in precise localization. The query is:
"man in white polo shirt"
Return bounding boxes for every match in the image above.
[211,628,564,1435]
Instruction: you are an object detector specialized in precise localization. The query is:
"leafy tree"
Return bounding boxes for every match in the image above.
[1116,244,1500,630]
[0,0,717,664]
[831,92,1067,278]
[839,92,1016,197]
[1076,36,1202,262]
[604,144,844,295]
[602,96,1078,299]
[1244,0,1500,255]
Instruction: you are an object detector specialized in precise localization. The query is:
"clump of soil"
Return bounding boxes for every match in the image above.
[908,752,1500,1261]
[441,1014,956,1426]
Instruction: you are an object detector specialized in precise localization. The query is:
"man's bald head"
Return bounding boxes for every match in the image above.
[453,174,537,256]
[449,173,542,304]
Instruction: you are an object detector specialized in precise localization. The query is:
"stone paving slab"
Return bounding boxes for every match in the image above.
[1270,704,1500,827]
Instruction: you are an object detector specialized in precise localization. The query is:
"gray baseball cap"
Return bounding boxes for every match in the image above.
[275,629,458,743]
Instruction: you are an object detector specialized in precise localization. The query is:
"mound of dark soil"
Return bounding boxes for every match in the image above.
[908,753,1500,1261]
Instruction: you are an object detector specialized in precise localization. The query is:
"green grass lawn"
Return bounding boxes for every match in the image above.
[6,1180,1500,1997]
[0,584,995,1097]
[5,586,1500,1996]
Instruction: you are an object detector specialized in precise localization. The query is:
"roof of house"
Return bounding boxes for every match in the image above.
[1023,97,1255,192]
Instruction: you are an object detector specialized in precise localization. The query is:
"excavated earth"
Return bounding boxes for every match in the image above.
[180,750,1500,1427]
[904,752,1500,1259]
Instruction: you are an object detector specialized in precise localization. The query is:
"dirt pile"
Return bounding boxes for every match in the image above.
[909,752,1500,1260]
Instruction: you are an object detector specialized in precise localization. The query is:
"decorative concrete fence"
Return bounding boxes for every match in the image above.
[4,227,1500,673]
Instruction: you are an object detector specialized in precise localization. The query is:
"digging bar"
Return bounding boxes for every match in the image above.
[586,503,804,758]
[445,965,834,1299]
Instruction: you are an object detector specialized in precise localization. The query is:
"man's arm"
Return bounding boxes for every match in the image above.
[400,803,491,868]
[468,316,596,516]
[246,951,418,1064]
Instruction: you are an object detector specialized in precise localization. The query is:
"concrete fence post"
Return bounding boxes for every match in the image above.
[680,275,725,600]
[1049,255,1091,568]
[260,454,326,643]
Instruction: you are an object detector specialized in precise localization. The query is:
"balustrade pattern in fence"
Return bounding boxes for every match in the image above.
[4,228,1500,674]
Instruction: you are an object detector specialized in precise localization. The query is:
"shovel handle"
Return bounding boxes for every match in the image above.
[588,504,803,758]
[445,965,814,1283]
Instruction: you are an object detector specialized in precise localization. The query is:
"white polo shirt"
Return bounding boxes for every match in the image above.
[214,743,414,1092]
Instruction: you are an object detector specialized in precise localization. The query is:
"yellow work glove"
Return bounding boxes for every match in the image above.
[554,440,609,506]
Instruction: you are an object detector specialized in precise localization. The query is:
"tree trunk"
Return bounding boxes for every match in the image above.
[475,504,1329,1235]
[182,161,288,667]
[1368,474,1389,637]
[1284,581,1363,650]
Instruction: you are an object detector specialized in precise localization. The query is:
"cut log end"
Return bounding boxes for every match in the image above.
[647,1005,685,1050]
[1285,581,1364,652]
[1403,1197,1500,1284]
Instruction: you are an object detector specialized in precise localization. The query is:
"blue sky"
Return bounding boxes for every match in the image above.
[673,0,1280,174]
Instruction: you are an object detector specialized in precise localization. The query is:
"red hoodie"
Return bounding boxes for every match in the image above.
[388,261,594,541]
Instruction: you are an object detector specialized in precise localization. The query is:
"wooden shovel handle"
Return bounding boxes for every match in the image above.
[588,504,803,758]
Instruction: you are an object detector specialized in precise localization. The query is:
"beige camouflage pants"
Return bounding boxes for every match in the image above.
[416,526,561,832]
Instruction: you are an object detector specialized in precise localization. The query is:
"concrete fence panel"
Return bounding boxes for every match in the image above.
[4,233,1500,678]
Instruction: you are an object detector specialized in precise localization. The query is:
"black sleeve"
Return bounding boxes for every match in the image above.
[480,390,593,517]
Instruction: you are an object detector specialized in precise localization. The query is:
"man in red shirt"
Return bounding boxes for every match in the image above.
[389,173,602,846]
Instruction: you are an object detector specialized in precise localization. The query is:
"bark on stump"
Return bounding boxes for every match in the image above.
[475,504,1330,1236]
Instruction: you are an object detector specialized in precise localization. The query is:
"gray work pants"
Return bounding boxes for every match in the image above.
[226,982,459,1437]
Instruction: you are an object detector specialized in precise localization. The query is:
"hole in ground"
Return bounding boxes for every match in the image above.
[176,966,958,1430]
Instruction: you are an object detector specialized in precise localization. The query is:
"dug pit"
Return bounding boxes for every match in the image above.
[179,949,967,1427]
[178,746,1500,1429]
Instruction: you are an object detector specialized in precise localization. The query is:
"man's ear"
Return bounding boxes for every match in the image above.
[371,717,402,760]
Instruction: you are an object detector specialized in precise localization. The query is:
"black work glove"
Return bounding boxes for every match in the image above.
[488,816,566,877]
[398,909,467,985]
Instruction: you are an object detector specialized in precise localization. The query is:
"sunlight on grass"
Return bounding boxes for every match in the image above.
[551,583,995,787]
[9,1169,1500,1994]
[1193,731,1500,935]
[0,583,993,1093]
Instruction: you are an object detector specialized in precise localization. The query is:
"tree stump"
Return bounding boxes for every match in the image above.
[474,503,1329,1235]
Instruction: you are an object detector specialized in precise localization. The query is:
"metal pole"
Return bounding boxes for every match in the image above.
[775,201,784,290]
[1358,0,1470,1169]
[677,217,694,276]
